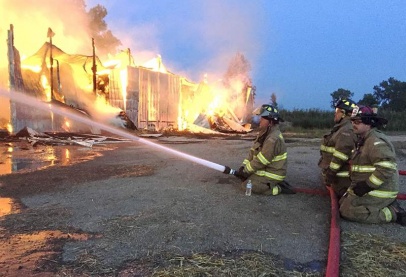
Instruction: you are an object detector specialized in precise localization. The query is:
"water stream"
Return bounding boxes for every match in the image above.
[0,89,229,173]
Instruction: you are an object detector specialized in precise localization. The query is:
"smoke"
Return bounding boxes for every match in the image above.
[187,1,263,117]
[83,96,125,128]
[89,1,264,83]
[90,0,265,120]
[1,0,265,84]
[0,0,94,90]
[197,1,263,78]
[108,23,160,65]
[0,0,92,62]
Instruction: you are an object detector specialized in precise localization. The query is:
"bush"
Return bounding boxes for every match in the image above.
[280,109,334,130]
[278,109,406,132]
[379,110,406,131]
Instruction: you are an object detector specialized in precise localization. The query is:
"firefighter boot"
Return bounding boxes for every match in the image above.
[390,201,406,226]
[397,212,406,226]
[278,181,296,194]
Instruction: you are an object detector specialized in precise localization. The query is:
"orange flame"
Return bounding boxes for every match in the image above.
[21,65,42,73]
[6,123,13,134]
[41,74,52,102]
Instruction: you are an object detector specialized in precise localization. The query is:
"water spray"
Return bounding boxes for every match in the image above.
[0,89,236,175]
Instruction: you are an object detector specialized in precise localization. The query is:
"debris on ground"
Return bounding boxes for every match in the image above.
[4,127,129,147]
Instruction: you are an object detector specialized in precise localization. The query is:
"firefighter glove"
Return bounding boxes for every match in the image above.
[324,168,337,186]
[353,181,373,197]
[234,167,249,181]
[223,166,232,174]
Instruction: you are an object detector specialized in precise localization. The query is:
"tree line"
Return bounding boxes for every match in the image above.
[271,77,406,132]
[330,77,406,112]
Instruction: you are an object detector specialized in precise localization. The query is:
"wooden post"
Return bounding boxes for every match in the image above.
[127,48,131,66]
[7,25,15,90]
[7,24,16,134]
[47,28,55,100]
[55,59,61,93]
[92,38,97,94]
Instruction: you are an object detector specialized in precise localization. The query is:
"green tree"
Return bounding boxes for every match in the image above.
[358,93,379,106]
[87,4,121,56]
[373,77,406,112]
[330,88,354,108]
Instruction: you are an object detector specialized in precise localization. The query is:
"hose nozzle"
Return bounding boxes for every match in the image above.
[223,166,236,175]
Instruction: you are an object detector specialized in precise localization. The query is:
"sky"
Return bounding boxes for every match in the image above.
[10,0,406,111]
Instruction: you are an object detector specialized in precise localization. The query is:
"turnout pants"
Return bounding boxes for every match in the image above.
[241,175,281,196]
[339,192,396,224]
[321,170,351,198]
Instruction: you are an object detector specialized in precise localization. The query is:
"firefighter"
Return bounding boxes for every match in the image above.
[318,98,357,198]
[234,104,295,195]
[339,105,406,225]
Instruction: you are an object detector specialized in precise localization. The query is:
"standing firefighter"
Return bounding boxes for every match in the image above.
[339,105,406,225]
[234,104,295,195]
[319,98,357,197]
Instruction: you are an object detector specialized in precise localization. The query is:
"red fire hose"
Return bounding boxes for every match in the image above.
[326,186,340,277]
[398,170,406,200]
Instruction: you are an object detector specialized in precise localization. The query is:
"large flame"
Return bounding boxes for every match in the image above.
[179,78,234,130]
[0,0,92,71]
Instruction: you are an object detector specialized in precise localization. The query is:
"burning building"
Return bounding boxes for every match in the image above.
[2,25,255,136]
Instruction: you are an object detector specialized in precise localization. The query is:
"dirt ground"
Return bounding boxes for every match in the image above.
[1,133,406,276]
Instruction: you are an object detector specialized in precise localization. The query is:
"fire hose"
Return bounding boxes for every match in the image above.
[398,170,406,200]
[326,186,340,277]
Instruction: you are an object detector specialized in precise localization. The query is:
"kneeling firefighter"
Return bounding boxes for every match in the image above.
[318,98,358,198]
[233,104,295,195]
[339,105,406,226]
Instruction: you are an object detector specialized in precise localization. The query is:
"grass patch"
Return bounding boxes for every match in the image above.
[341,231,406,277]
[149,251,323,277]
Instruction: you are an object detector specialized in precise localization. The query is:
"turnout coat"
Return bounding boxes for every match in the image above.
[241,125,287,194]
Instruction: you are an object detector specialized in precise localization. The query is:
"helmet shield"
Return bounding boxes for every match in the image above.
[351,105,374,119]
[351,105,360,118]
[253,104,283,122]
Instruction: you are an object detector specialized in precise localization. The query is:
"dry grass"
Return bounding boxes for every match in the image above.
[150,252,322,277]
[341,231,406,277]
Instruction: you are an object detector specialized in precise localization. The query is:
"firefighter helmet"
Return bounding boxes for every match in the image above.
[254,104,283,122]
[334,98,357,114]
[351,105,388,127]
